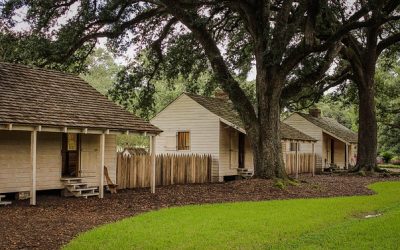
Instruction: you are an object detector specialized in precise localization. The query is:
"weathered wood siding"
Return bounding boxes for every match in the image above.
[219,123,255,177]
[151,95,220,181]
[0,131,63,193]
[0,131,117,193]
[322,133,347,168]
[284,113,324,170]
[0,131,33,193]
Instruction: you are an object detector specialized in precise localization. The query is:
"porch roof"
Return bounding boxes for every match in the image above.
[296,113,358,144]
[0,62,161,134]
[185,93,317,142]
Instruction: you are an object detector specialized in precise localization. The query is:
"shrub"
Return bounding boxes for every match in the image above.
[381,151,394,163]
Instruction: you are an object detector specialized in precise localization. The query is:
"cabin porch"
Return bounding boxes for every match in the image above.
[0,129,118,205]
[322,132,353,170]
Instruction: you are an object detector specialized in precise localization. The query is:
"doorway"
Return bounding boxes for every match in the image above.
[330,139,335,164]
[62,133,80,177]
[238,133,245,169]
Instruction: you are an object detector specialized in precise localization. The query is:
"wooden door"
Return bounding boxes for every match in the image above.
[80,134,99,178]
[61,133,79,177]
[238,133,245,168]
[230,130,239,169]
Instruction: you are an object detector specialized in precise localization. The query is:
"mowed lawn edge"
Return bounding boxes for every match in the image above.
[64,181,400,250]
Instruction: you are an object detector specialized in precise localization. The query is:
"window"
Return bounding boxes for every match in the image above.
[290,142,300,152]
[67,133,78,151]
[177,131,190,150]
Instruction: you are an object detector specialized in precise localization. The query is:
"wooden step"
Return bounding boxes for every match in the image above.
[81,193,100,198]
[0,201,11,206]
[60,178,83,183]
[65,183,88,188]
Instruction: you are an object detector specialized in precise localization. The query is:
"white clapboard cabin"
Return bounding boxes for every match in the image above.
[284,109,358,172]
[150,92,317,182]
[0,62,161,205]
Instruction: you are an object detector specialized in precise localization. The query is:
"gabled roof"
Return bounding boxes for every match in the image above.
[0,62,161,134]
[295,112,358,143]
[185,93,316,141]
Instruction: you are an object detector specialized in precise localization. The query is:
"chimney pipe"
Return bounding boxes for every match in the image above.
[309,108,321,118]
[214,89,229,100]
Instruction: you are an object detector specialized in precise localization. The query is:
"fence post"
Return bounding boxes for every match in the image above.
[150,136,156,193]
[295,142,299,179]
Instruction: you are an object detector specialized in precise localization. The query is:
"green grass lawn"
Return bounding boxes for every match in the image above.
[65,182,400,250]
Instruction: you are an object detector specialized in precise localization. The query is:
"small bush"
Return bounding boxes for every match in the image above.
[381,151,394,163]
[274,180,286,189]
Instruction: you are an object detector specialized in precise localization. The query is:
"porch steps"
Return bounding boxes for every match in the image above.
[0,194,11,206]
[61,177,99,199]
[237,168,254,179]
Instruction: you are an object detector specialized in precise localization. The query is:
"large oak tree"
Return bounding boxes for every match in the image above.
[0,0,377,178]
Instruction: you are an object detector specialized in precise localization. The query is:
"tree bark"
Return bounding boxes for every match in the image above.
[354,80,379,171]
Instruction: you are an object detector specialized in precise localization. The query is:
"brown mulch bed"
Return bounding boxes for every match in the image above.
[0,174,399,250]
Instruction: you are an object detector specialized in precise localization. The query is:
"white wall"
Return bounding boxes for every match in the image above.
[0,131,117,193]
[151,94,220,180]
[284,113,323,170]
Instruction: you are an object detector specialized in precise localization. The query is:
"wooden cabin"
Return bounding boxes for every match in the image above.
[0,62,161,205]
[150,93,316,182]
[284,109,358,172]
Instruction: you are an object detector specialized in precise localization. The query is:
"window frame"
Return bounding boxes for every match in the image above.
[176,131,191,151]
[289,142,300,152]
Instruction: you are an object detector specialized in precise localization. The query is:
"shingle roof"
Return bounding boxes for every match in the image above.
[0,62,161,133]
[296,112,358,143]
[185,93,316,141]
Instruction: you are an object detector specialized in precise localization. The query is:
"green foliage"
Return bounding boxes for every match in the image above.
[80,48,122,95]
[381,151,395,163]
[65,182,400,249]
[117,134,149,149]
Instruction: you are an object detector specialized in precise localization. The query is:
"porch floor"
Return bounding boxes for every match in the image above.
[1,174,399,250]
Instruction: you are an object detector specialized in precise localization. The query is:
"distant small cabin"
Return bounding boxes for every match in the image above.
[151,93,316,182]
[0,62,161,205]
[284,109,358,171]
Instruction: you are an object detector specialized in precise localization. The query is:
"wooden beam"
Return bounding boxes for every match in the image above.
[150,135,156,193]
[295,142,299,179]
[83,128,88,134]
[63,127,68,133]
[30,130,37,205]
[105,129,110,135]
[312,142,315,177]
[99,134,105,198]
[37,125,42,132]
[345,143,349,169]
[7,123,12,130]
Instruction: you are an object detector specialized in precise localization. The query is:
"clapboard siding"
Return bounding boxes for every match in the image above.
[105,134,117,183]
[151,95,220,180]
[284,113,323,169]
[0,131,117,193]
[37,133,62,190]
[0,131,31,192]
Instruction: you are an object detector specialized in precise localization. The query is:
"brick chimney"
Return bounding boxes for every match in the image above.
[214,89,229,101]
[309,108,321,118]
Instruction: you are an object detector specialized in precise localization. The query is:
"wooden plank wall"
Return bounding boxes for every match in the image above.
[116,154,212,189]
[285,152,315,175]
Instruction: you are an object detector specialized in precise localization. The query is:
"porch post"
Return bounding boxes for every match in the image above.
[312,142,315,177]
[30,130,37,206]
[345,143,349,169]
[99,133,105,198]
[295,142,299,179]
[150,135,156,193]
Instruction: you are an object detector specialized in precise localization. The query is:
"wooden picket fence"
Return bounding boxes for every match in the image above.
[285,152,315,175]
[116,153,212,189]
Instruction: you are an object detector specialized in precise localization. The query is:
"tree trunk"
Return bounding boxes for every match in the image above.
[354,80,379,172]
[247,75,287,179]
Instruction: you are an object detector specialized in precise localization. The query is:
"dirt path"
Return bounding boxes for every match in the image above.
[0,175,398,250]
